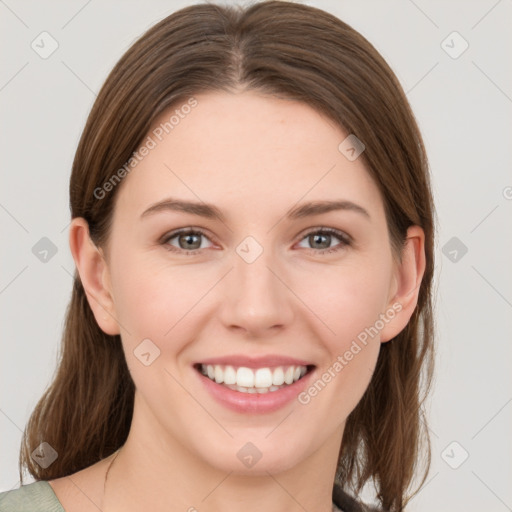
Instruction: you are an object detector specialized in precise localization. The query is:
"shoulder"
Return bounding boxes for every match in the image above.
[333,482,386,512]
[0,481,64,512]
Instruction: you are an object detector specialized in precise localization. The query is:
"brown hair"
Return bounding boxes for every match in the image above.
[20,2,435,510]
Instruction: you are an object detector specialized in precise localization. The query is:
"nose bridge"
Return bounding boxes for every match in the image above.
[219,234,293,334]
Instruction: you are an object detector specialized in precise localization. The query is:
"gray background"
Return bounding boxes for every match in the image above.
[1,0,511,510]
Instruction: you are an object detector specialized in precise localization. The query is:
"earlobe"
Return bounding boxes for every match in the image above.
[380,225,426,343]
[68,218,120,336]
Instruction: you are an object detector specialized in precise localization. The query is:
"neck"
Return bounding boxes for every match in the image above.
[104,393,343,512]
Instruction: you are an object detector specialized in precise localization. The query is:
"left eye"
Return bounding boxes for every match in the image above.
[296,228,350,253]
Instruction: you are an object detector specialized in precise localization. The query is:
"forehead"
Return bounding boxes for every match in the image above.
[113,91,385,222]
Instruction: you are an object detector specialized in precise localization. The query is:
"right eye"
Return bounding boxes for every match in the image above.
[161,228,215,254]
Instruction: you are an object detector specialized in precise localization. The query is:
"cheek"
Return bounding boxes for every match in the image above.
[108,256,208,406]
[112,256,207,330]
[291,258,391,410]
[293,257,394,347]
[295,267,386,424]
[109,253,214,349]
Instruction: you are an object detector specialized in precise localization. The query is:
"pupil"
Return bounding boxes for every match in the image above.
[312,234,329,249]
[181,233,200,249]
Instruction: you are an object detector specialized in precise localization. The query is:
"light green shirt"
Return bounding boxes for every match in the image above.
[0,481,346,511]
[0,481,64,512]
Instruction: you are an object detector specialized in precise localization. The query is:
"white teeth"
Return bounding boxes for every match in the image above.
[214,365,224,384]
[200,363,309,392]
[284,367,294,385]
[236,367,254,387]
[272,367,285,385]
[254,368,273,388]
[223,365,237,385]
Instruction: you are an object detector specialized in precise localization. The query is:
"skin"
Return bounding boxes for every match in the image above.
[49,90,425,512]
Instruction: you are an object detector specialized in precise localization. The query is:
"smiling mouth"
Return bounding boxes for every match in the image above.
[194,363,315,394]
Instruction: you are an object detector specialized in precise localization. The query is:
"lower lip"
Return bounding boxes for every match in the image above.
[196,368,315,414]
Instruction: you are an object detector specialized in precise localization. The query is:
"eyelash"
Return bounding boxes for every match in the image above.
[160,227,352,256]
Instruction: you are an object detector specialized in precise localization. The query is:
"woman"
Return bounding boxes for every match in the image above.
[0,1,435,511]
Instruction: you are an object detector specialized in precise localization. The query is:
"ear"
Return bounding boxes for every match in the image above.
[69,217,120,336]
[380,225,426,343]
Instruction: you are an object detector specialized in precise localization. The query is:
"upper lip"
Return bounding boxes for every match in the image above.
[196,355,315,369]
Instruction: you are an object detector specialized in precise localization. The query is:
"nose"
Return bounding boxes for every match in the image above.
[218,240,295,338]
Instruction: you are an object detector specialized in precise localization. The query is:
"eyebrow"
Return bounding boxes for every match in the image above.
[287,200,370,220]
[140,197,371,222]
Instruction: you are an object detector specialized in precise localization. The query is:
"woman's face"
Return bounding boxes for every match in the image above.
[89,91,411,474]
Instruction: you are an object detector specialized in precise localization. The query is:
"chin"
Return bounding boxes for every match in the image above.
[194,435,310,476]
